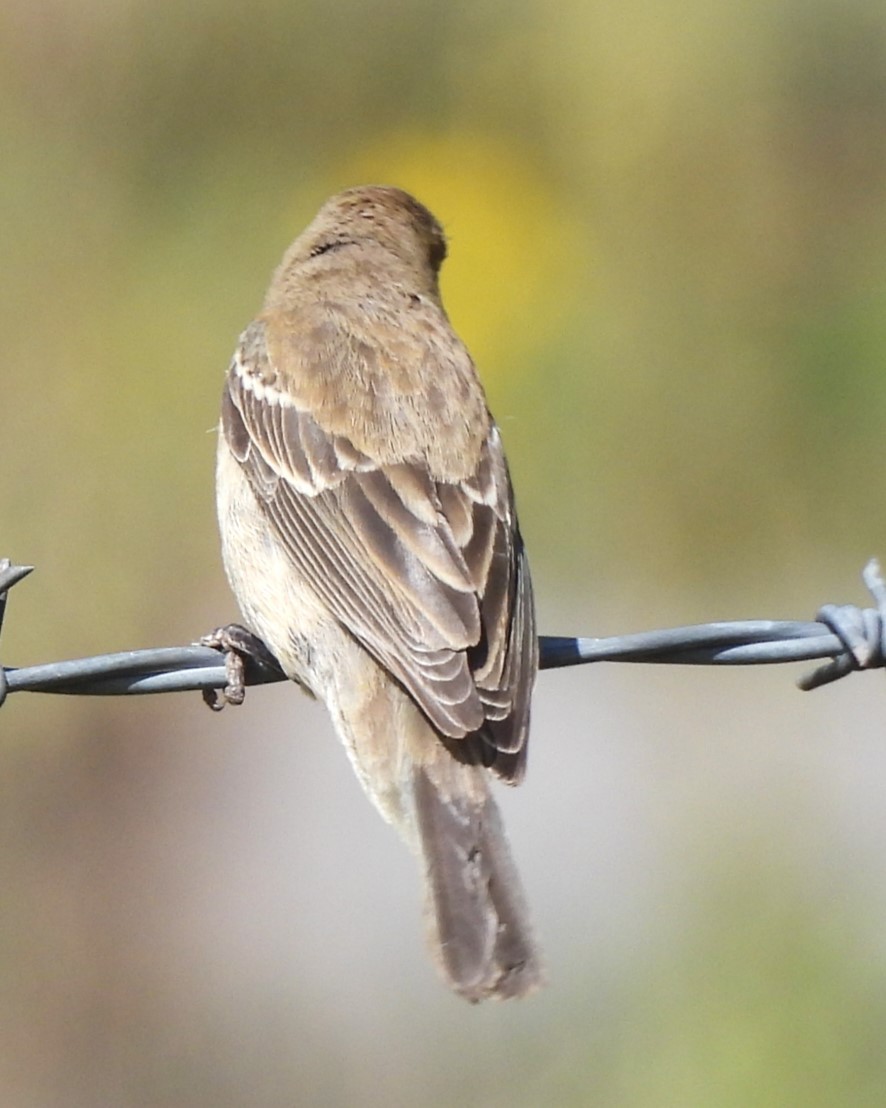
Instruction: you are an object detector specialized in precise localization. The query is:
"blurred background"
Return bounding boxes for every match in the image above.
[3,1,886,1104]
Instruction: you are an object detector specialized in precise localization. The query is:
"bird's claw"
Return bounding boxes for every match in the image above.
[199,623,277,710]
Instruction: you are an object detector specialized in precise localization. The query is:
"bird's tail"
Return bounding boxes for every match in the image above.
[411,760,543,1002]
[329,658,543,1002]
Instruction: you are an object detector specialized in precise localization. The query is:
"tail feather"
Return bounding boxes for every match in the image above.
[413,766,543,1002]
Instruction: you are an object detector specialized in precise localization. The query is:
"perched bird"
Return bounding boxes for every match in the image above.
[215,186,541,1001]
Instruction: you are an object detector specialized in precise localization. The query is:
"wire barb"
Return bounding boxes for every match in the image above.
[797,559,886,690]
[0,560,35,707]
[0,558,883,705]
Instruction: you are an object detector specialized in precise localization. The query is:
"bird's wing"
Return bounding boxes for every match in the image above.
[222,320,535,778]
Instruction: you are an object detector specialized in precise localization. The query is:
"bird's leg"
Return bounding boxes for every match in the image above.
[199,623,284,710]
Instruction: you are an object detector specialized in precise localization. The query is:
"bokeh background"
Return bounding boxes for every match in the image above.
[3,1,886,1105]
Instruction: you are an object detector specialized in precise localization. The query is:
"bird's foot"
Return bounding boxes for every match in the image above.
[199,623,282,710]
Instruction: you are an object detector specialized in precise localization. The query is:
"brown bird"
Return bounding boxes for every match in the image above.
[215,185,541,1001]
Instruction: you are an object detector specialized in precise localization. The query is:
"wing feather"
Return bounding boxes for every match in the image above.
[222,320,536,777]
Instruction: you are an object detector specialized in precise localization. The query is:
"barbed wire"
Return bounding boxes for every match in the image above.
[1,556,884,709]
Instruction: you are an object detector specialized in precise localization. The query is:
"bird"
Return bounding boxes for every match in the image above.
[214,185,541,1001]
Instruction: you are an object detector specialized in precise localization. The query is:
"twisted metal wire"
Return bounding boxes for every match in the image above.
[1,557,883,707]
